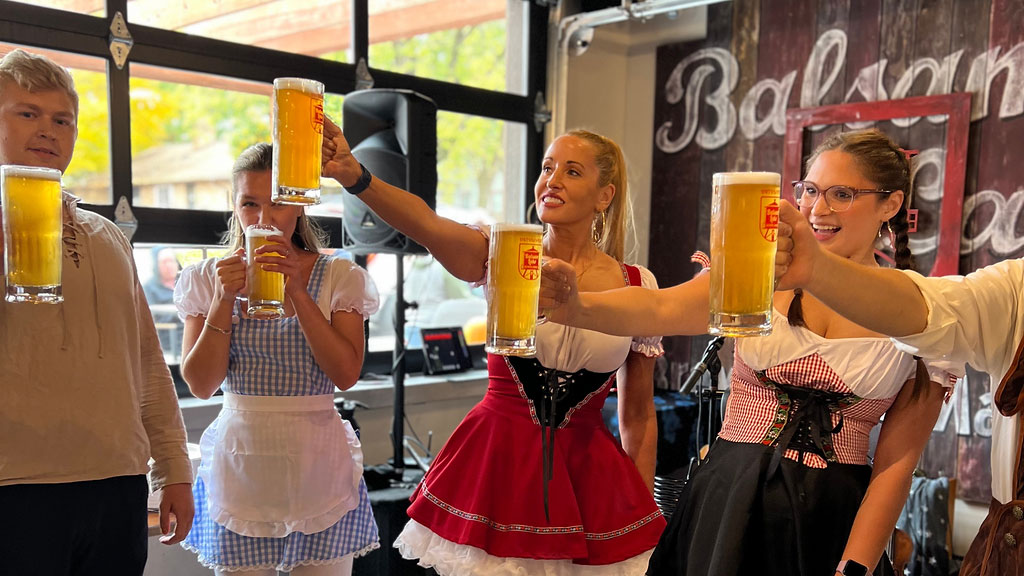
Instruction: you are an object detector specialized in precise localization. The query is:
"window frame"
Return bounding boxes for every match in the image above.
[0,0,548,382]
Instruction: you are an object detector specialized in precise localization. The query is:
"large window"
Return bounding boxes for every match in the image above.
[129,68,271,211]
[127,0,350,63]
[1,0,545,387]
[6,0,103,17]
[369,0,518,93]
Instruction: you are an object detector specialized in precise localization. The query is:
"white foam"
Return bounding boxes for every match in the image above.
[273,77,323,95]
[491,223,543,234]
[713,171,781,186]
[245,225,281,238]
[1,165,62,182]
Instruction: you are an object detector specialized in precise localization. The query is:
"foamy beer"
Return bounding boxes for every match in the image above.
[1,165,63,304]
[708,172,781,337]
[245,224,285,319]
[272,77,324,205]
[485,223,543,356]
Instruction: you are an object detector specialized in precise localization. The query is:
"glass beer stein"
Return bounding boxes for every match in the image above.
[2,165,64,304]
[485,223,544,356]
[708,171,781,337]
[245,224,286,319]
[272,77,324,205]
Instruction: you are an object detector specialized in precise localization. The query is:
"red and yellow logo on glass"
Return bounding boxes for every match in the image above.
[519,243,541,280]
[760,196,779,242]
[312,100,324,134]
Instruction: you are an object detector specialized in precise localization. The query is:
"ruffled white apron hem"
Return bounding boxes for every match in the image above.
[207,489,361,538]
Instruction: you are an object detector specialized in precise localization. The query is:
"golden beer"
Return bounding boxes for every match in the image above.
[2,165,63,304]
[709,172,780,336]
[485,223,543,356]
[272,77,324,205]
[245,224,285,319]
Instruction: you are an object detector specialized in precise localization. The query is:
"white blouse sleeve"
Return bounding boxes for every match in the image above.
[892,263,1024,380]
[173,258,218,321]
[631,265,665,358]
[921,359,960,389]
[317,256,381,320]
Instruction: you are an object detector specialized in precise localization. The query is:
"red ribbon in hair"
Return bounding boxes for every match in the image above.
[899,148,919,233]
[906,208,919,234]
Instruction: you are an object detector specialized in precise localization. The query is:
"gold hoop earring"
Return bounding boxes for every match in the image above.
[592,210,607,245]
[526,201,540,224]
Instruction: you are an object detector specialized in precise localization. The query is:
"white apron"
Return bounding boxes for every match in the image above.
[198,392,363,538]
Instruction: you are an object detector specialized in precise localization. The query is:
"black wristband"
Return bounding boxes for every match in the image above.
[344,163,372,195]
[836,560,868,576]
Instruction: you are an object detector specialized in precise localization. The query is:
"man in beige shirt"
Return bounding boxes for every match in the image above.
[0,49,193,574]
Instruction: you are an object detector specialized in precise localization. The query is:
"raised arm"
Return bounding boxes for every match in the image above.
[322,116,489,282]
[777,200,928,336]
[540,258,711,337]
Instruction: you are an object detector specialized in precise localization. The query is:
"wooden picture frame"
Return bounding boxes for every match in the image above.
[783,93,972,276]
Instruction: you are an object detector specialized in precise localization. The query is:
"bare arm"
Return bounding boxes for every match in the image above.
[777,200,928,336]
[286,284,365,391]
[322,116,488,282]
[540,259,711,337]
[839,378,946,570]
[180,252,245,399]
[617,351,657,492]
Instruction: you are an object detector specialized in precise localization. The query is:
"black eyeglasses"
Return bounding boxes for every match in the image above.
[791,180,894,213]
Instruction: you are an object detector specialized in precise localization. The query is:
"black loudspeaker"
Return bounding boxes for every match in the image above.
[341,89,437,255]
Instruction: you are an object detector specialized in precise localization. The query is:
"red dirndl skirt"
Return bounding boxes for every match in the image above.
[404,354,665,566]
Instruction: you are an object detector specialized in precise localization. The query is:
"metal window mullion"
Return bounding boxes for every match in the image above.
[524,0,550,217]
[107,58,132,209]
[352,0,369,66]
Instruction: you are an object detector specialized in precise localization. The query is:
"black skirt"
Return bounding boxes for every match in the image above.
[647,439,895,576]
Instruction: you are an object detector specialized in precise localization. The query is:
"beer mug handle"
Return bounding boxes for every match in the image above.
[536,254,550,326]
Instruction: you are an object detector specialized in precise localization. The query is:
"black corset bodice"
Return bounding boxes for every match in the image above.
[505,356,616,429]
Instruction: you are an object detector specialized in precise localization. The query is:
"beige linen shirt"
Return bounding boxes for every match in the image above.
[893,263,1024,504]
[0,195,191,491]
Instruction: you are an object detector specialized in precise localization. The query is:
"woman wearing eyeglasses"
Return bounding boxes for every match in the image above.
[540,128,959,576]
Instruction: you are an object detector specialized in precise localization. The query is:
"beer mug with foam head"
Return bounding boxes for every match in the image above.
[485,223,544,356]
[2,165,63,304]
[245,224,285,319]
[708,172,781,337]
[272,77,324,205]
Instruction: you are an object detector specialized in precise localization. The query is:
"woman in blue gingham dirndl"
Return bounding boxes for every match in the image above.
[175,252,381,574]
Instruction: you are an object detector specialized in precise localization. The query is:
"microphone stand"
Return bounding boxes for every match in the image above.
[703,341,723,459]
[680,336,724,395]
[680,337,725,476]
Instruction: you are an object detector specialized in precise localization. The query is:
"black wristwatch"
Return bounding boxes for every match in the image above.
[836,559,868,576]
[343,163,372,195]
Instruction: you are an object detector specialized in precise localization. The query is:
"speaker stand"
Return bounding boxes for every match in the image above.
[389,253,410,484]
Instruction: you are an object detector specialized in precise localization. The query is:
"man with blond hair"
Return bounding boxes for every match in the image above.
[0,48,193,574]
